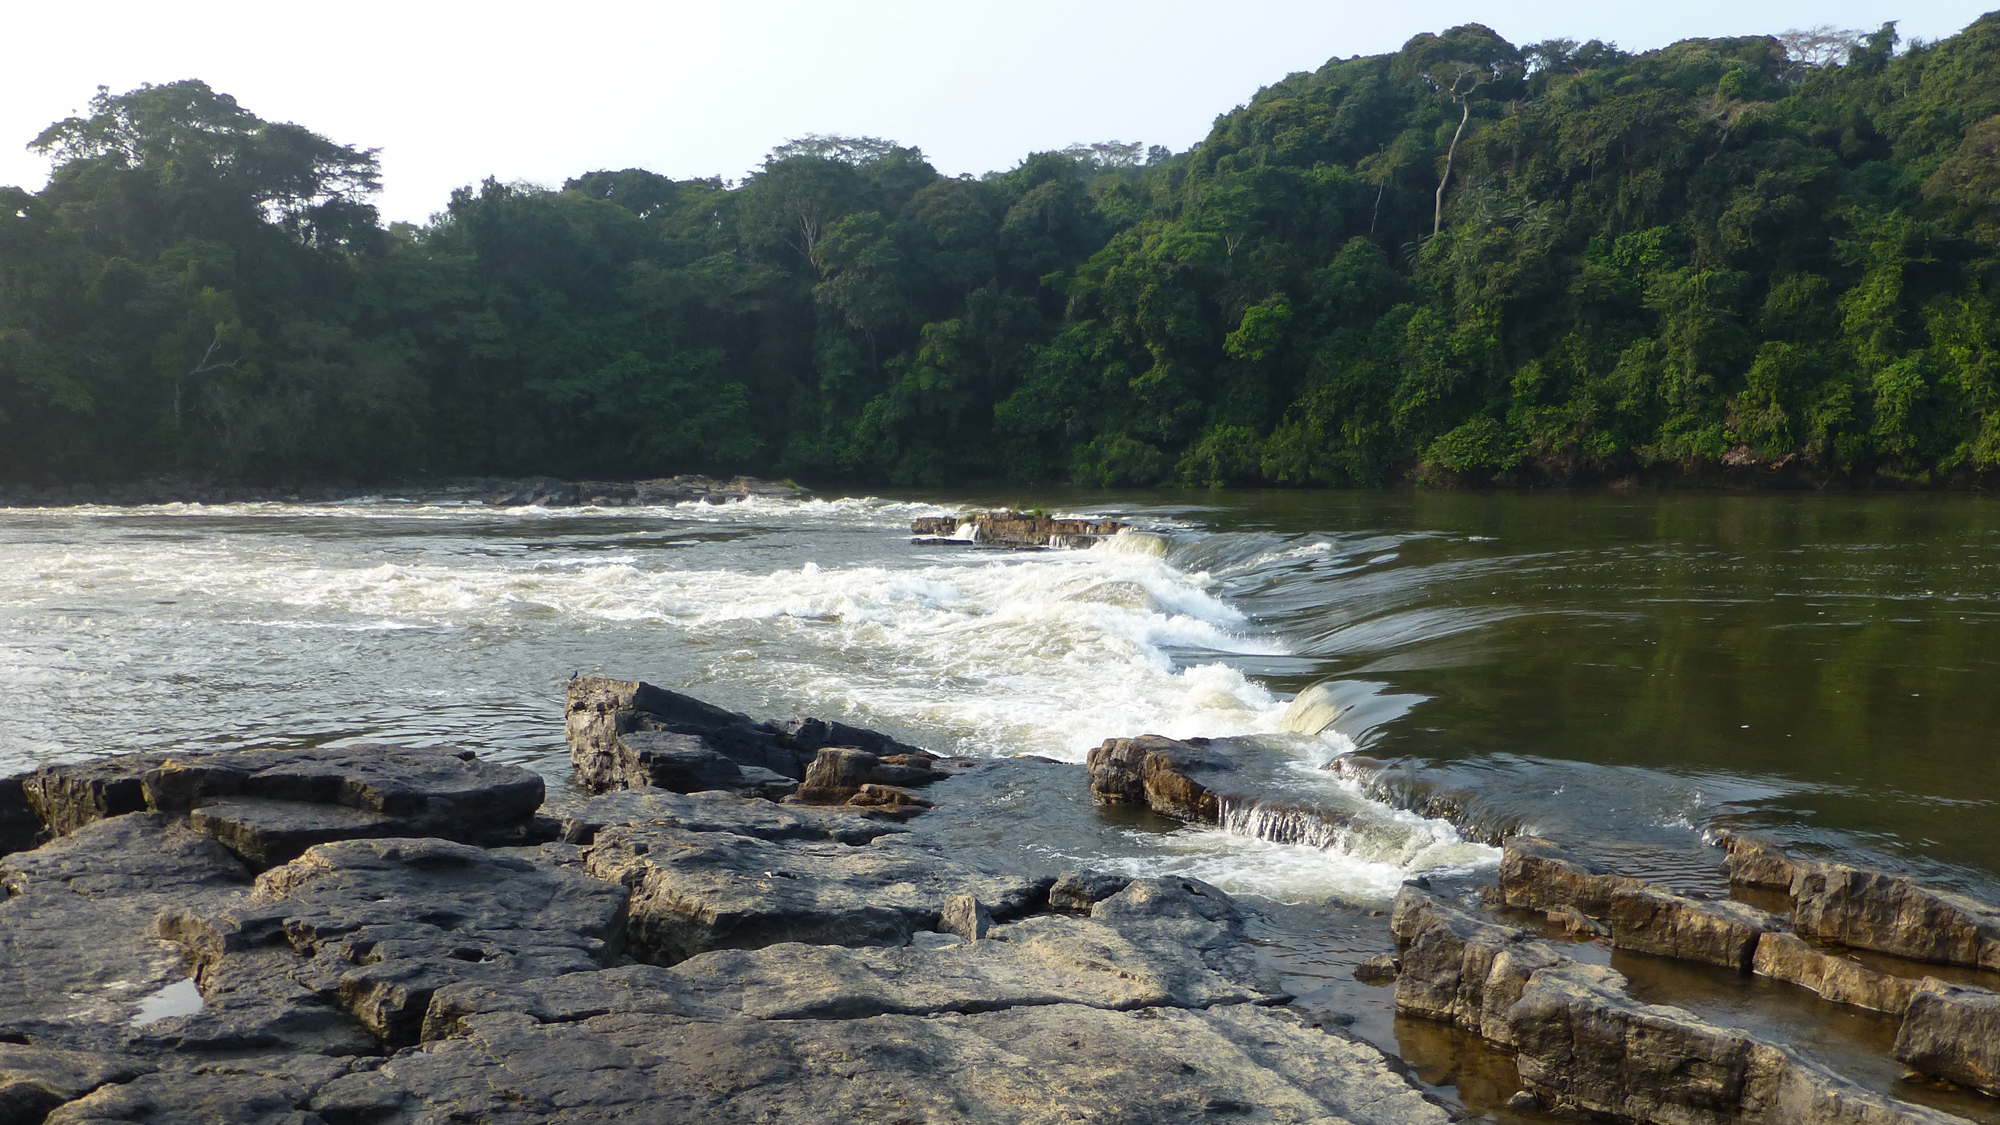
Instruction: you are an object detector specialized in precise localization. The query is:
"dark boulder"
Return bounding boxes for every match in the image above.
[793,748,948,804]
[566,677,812,791]
[1048,870,1132,912]
[1083,735,1221,822]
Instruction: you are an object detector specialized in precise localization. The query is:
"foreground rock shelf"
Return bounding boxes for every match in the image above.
[0,682,1451,1125]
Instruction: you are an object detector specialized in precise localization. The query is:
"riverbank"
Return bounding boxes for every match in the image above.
[4,679,1998,1123]
[0,474,808,509]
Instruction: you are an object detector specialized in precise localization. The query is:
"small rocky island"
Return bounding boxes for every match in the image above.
[0,682,1995,1124]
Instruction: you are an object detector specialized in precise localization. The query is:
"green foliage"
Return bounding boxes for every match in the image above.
[10,17,2000,486]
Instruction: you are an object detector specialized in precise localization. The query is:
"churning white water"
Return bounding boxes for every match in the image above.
[0,494,1493,903]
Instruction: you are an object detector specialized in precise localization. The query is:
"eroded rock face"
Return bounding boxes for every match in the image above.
[1084,735,1221,822]
[585,826,1048,964]
[1495,835,1642,917]
[1790,863,2000,970]
[1505,959,1965,1125]
[1608,886,1783,971]
[1391,888,1563,1048]
[1752,932,1921,1015]
[1894,980,2000,1097]
[162,838,629,1047]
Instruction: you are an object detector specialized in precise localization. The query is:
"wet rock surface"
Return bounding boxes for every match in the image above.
[1496,834,1643,917]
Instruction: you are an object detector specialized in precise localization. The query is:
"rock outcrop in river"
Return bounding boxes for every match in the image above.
[910,511,1134,549]
[0,687,1452,1124]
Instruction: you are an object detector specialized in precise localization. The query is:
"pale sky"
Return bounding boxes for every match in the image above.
[3,1,1991,224]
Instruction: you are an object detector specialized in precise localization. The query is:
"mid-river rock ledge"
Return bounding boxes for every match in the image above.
[911,511,1134,549]
[0,688,1451,1124]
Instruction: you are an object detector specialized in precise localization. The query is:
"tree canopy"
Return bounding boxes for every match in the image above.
[7,16,2000,487]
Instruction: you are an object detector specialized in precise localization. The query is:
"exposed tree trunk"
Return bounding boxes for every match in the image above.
[1434,97,1473,237]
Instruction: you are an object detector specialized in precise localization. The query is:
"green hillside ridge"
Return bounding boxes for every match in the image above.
[5,16,2000,488]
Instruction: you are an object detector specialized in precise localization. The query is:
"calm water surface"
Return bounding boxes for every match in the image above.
[3,489,1997,1119]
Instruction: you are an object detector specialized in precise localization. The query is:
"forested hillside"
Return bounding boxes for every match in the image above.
[5,16,2000,487]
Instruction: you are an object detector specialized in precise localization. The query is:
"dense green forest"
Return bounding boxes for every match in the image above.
[5,16,2000,488]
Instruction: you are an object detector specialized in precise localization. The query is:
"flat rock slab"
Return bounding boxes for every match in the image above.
[334,993,1451,1125]
[0,814,252,1049]
[43,1054,372,1125]
[585,826,1049,963]
[557,788,907,846]
[664,877,1280,1021]
[1894,979,2000,1097]
[164,838,629,1047]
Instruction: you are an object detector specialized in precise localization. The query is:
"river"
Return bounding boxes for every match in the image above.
[4,488,1997,1120]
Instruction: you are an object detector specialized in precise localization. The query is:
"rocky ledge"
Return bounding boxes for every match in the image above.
[909,511,1141,549]
[1372,832,2000,1122]
[0,681,1449,1125]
